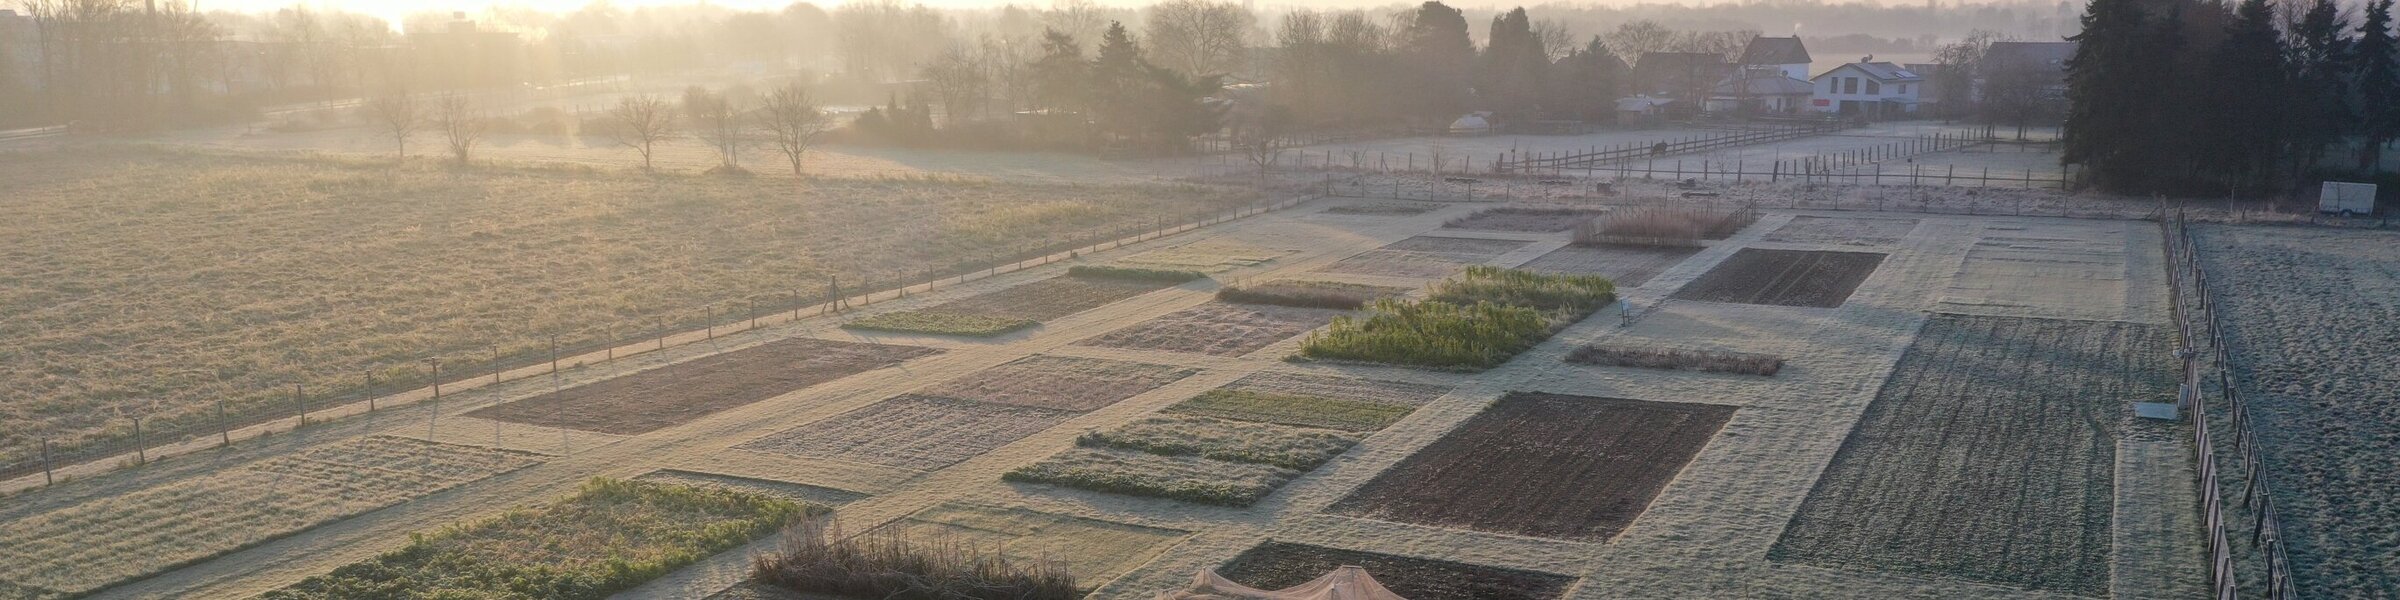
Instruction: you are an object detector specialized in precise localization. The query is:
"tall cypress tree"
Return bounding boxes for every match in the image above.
[2357,0,2400,170]
[1398,1,1474,123]
[1478,8,1548,120]
[2208,0,2291,190]
[2289,0,2352,175]
[2062,0,2156,192]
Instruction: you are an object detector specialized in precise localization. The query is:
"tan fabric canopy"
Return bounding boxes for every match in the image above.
[1155,566,1409,600]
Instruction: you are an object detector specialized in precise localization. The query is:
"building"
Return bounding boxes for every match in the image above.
[1706,66,1815,114]
[1738,36,1812,81]
[1810,61,1924,118]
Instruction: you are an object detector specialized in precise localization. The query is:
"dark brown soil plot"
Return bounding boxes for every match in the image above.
[736,394,1079,471]
[1216,542,1575,600]
[919,355,1195,412]
[1444,208,1606,232]
[1314,236,1532,279]
[1076,302,1348,356]
[1769,314,2166,596]
[1670,248,1884,308]
[1517,245,1699,288]
[1322,203,1437,216]
[1330,392,1734,541]
[466,338,938,434]
[1217,371,1450,407]
[919,275,1181,322]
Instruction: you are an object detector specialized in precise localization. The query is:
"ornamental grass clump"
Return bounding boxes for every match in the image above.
[753,518,1080,600]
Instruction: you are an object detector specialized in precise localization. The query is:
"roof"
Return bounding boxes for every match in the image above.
[1985,41,2077,70]
[1739,36,1811,66]
[1817,61,1923,82]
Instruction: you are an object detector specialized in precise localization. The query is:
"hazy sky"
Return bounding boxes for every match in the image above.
[197,0,1809,25]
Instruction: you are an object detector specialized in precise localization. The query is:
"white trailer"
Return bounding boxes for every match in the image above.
[2320,181,2378,216]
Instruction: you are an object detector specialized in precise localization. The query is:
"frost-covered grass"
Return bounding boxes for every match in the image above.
[1215,280,1407,310]
[1006,447,1298,507]
[261,478,813,600]
[1165,389,1416,432]
[1566,345,1786,376]
[752,518,1079,600]
[1079,416,1359,470]
[842,311,1038,337]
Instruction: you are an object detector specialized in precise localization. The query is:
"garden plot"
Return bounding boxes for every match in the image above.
[874,502,1189,586]
[1319,202,1438,216]
[1329,392,1734,542]
[917,355,1197,412]
[1315,236,1532,279]
[466,337,938,434]
[1215,542,1576,600]
[843,275,1182,336]
[1076,302,1350,356]
[1443,208,1606,232]
[259,478,811,600]
[1764,216,1921,246]
[1670,248,1885,308]
[2196,225,2400,598]
[0,436,541,598]
[1516,244,1698,288]
[1770,314,2169,596]
[736,395,1079,471]
[631,470,869,507]
[1011,374,1445,506]
[1935,222,2138,322]
[1111,239,1291,273]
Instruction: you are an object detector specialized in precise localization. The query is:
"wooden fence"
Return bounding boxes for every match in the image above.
[1494,122,1839,173]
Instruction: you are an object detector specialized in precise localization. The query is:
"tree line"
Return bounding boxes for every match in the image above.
[2062,0,2400,194]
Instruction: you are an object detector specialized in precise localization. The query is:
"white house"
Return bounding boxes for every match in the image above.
[1738,36,1812,81]
[1809,61,1925,118]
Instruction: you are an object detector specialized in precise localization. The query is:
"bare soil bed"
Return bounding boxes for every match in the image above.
[0,436,541,598]
[1214,542,1575,600]
[917,355,1196,412]
[1076,302,1350,356]
[873,502,1189,585]
[1320,202,1439,216]
[1669,248,1885,308]
[843,275,1182,336]
[1770,314,2168,596]
[1314,236,1532,279]
[1764,216,1921,246]
[1329,392,1734,542]
[1516,245,1698,288]
[631,470,869,507]
[1443,208,1606,232]
[736,394,1079,471]
[0,148,1254,469]
[1165,372,1449,432]
[2196,225,2400,597]
[465,338,939,434]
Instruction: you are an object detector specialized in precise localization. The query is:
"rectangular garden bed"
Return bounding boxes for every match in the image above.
[842,275,1182,336]
[466,337,937,434]
[1215,542,1575,600]
[1076,302,1349,357]
[917,355,1196,412]
[1443,207,1606,232]
[1516,245,1698,288]
[736,394,1080,471]
[1668,248,1884,308]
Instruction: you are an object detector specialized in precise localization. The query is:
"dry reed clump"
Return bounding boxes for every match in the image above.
[1215,281,1403,310]
[752,518,1080,600]
[1575,206,1760,247]
[1565,345,1785,376]
[1079,416,1360,470]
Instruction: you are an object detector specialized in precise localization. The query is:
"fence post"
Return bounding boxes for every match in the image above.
[218,397,229,446]
[132,417,145,466]
[493,344,501,383]
[41,438,52,485]
[550,335,560,374]
[367,371,376,412]
[705,306,715,340]
[428,357,442,399]
[294,383,307,427]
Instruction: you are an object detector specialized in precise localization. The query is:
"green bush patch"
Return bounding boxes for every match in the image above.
[1005,447,1296,507]
[1166,389,1416,432]
[261,478,816,600]
[1299,267,1613,370]
[1066,264,1209,283]
[842,311,1037,337]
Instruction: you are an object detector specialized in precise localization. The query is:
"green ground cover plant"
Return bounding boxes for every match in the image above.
[1078,416,1359,470]
[1299,267,1613,370]
[259,478,815,600]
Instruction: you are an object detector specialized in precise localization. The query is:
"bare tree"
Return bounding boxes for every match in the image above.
[1233,104,1295,178]
[1144,0,1253,76]
[605,94,676,170]
[683,86,748,173]
[430,94,488,164]
[755,84,833,176]
[921,46,989,123]
[1532,18,1574,61]
[361,90,420,159]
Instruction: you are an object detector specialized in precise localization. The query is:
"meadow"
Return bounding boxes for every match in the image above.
[0,147,1256,470]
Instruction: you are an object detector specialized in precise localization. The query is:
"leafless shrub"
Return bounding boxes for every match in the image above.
[604,94,676,170]
[1574,206,1758,247]
[429,94,487,164]
[753,518,1080,600]
[1565,344,1783,376]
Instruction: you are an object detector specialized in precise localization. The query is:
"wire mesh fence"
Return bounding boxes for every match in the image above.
[0,193,1309,486]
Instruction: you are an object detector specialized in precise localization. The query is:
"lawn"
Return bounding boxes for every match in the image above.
[0,148,1257,472]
